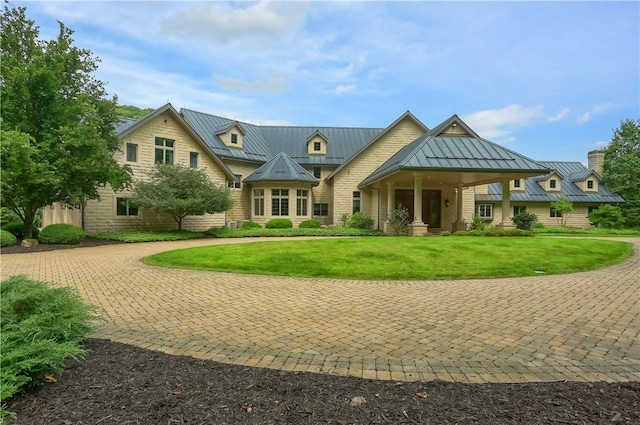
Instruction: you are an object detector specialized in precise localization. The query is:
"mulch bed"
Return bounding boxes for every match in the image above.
[1,238,124,255]
[6,339,640,425]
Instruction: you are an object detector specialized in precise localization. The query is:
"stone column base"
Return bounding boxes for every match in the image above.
[383,221,396,235]
[496,222,515,231]
[410,223,429,237]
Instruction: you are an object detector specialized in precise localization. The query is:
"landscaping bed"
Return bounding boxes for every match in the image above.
[7,339,640,424]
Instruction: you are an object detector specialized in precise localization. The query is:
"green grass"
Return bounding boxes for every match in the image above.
[533,226,640,237]
[143,237,632,280]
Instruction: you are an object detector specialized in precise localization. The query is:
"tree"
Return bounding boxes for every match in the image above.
[0,5,132,238]
[115,105,155,119]
[131,164,234,229]
[588,205,624,229]
[550,196,573,227]
[603,119,640,227]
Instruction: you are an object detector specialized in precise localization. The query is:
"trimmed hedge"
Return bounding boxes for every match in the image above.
[241,221,262,229]
[0,230,17,247]
[39,224,84,245]
[299,219,322,229]
[265,218,293,229]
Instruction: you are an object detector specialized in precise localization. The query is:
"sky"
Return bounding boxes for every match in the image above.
[14,1,640,163]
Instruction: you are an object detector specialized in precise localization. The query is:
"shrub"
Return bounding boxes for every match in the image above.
[92,230,203,243]
[0,208,20,227]
[469,214,486,230]
[388,205,409,235]
[241,221,262,229]
[38,224,84,245]
[299,219,322,229]
[512,212,538,231]
[1,276,100,418]
[337,213,351,227]
[440,230,452,236]
[0,230,17,247]
[589,205,624,229]
[348,212,374,230]
[265,218,293,229]
[1,221,39,240]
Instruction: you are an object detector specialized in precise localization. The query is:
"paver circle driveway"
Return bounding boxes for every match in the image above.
[2,237,639,383]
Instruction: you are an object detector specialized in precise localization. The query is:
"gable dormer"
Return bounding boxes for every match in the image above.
[510,178,526,192]
[216,121,245,149]
[432,115,481,138]
[542,172,562,192]
[307,130,328,155]
[571,171,600,193]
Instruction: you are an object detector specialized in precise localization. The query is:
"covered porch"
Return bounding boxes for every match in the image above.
[358,115,550,236]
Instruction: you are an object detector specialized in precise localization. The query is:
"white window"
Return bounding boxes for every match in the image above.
[271,189,289,216]
[477,204,493,219]
[189,151,198,168]
[296,190,308,216]
[254,189,264,216]
[155,137,174,165]
[352,191,361,213]
[314,203,328,216]
[227,175,241,189]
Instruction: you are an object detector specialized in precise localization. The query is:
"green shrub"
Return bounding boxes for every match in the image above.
[348,212,374,230]
[454,228,533,237]
[1,276,100,418]
[299,219,322,229]
[205,226,384,238]
[469,214,486,231]
[388,205,410,235]
[241,221,262,229]
[0,230,17,247]
[512,212,538,231]
[265,218,293,229]
[337,213,351,227]
[440,230,451,236]
[1,221,39,240]
[0,208,20,227]
[39,224,84,245]
[589,205,624,229]
[92,230,203,243]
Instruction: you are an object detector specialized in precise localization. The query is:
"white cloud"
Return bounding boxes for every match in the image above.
[462,104,543,139]
[592,141,609,150]
[162,2,308,45]
[548,107,570,122]
[215,73,288,93]
[334,84,356,95]
[577,112,592,125]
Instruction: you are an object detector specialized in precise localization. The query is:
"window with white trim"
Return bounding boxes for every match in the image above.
[587,180,594,189]
[550,207,562,218]
[271,189,289,216]
[116,198,138,216]
[227,175,241,189]
[254,189,264,216]
[155,137,174,165]
[352,191,361,213]
[231,134,238,144]
[513,206,526,215]
[313,141,321,151]
[189,151,198,168]
[296,190,308,216]
[313,167,322,179]
[549,179,557,189]
[477,204,493,219]
[513,179,521,188]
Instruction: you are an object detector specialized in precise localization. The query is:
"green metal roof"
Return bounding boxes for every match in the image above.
[244,152,319,185]
[360,115,550,187]
[478,161,624,204]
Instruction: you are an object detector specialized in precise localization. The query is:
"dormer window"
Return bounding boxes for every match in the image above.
[514,179,521,188]
[314,141,321,151]
[231,134,238,144]
[549,179,557,189]
[307,131,328,155]
[587,180,594,189]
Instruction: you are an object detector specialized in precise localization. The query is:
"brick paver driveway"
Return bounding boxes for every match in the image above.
[2,237,639,383]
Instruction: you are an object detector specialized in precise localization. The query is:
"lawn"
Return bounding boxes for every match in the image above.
[142,237,632,280]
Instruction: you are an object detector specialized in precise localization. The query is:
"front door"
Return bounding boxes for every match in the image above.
[395,189,441,228]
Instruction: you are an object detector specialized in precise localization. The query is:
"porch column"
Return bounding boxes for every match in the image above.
[497,178,514,230]
[453,184,466,232]
[410,172,429,236]
[384,183,395,234]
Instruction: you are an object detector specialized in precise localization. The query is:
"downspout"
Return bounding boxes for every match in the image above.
[373,187,381,230]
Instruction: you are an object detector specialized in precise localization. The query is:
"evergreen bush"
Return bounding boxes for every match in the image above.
[588,205,624,229]
[1,221,39,240]
[469,214,486,230]
[241,221,262,229]
[0,230,17,247]
[299,219,322,228]
[38,224,84,245]
[265,218,293,229]
[512,212,538,230]
[348,212,374,230]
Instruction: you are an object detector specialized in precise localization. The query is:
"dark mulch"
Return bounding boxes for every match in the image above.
[6,339,640,425]
[1,237,124,255]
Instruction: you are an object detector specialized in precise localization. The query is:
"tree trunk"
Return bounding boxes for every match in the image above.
[22,206,36,239]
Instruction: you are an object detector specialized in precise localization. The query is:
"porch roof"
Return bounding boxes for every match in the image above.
[244,152,319,185]
[359,115,550,188]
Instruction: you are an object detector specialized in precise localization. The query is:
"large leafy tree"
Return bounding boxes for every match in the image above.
[131,164,234,230]
[603,119,640,227]
[0,5,131,238]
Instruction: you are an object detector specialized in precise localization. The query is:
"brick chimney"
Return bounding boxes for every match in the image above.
[588,150,605,176]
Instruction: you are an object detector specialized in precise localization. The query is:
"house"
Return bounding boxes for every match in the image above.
[41,104,624,234]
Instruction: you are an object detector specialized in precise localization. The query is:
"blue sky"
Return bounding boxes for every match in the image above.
[16,1,640,163]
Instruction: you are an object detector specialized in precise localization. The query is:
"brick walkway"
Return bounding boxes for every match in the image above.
[2,237,639,383]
